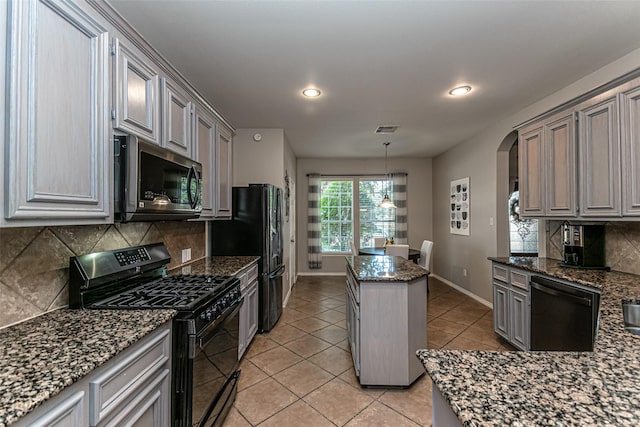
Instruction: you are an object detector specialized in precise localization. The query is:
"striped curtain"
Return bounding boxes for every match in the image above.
[392,172,408,244]
[307,173,323,269]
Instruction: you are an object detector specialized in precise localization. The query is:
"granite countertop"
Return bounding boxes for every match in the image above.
[175,256,260,277]
[0,309,176,427]
[346,255,428,282]
[417,257,640,426]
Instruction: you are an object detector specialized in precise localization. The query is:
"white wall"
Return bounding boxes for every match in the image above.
[233,129,285,187]
[432,47,640,303]
[296,157,432,274]
[234,128,297,304]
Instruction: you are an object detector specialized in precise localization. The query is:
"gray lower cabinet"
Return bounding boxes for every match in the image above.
[346,267,427,386]
[492,263,530,350]
[15,322,172,427]
[238,262,259,360]
[3,0,111,227]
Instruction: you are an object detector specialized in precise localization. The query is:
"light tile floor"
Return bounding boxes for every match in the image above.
[223,275,513,427]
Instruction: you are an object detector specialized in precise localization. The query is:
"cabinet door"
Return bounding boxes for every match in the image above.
[509,288,529,350]
[23,391,85,427]
[346,289,360,376]
[621,84,640,216]
[518,125,545,216]
[113,38,160,144]
[246,280,259,346]
[162,78,192,157]
[194,106,216,218]
[545,113,577,217]
[492,281,509,340]
[578,96,621,217]
[215,126,233,217]
[4,0,110,226]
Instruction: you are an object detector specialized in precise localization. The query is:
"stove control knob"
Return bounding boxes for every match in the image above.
[206,310,213,321]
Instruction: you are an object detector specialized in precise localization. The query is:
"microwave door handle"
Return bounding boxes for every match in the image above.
[186,166,200,209]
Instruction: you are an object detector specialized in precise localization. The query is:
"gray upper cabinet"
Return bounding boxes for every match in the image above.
[113,38,160,144]
[215,125,233,217]
[3,0,111,226]
[162,78,193,157]
[620,80,640,216]
[519,111,576,218]
[545,113,577,216]
[518,124,545,216]
[578,94,621,217]
[194,104,217,218]
[518,73,640,220]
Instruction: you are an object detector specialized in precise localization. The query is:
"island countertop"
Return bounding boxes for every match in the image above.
[346,255,428,282]
[418,257,640,426]
[0,309,176,427]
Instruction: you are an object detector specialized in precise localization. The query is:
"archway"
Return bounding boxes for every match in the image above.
[496,131,518,257]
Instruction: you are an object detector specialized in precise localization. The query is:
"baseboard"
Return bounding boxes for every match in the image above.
[431,274,493,309]
[296,272,347,277]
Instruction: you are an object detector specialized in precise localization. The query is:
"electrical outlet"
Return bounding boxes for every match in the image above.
[182,248,191,263]
[463,268,468,277]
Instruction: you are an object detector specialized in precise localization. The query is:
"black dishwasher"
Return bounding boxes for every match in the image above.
[530,275,600,351]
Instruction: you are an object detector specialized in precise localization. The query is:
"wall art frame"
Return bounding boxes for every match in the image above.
[450,177,470,236]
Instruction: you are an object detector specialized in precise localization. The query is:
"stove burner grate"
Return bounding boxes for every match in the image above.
[91,274,236,310]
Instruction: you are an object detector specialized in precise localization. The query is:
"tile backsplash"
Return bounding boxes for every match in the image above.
[0,221,205,329]
[547,221,640,275]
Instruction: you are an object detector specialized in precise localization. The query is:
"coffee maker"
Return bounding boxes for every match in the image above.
[561,224,607,269]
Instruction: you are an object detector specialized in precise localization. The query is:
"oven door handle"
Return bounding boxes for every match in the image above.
[190,298,243,358]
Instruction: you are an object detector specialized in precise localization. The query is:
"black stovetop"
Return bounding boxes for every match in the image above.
[89,274,236,311]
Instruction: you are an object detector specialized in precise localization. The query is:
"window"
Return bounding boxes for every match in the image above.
[319,177,394,253]
[359,179,395,248]
[508,191,538,255]
[320,180,353,252]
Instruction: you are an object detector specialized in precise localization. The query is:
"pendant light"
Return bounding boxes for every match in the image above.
[379,142,397,209]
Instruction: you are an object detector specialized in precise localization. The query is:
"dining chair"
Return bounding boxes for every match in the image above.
[350,240,358,255]
[385,244,409,259]
[373,237,386,248]
[419,240,434,292]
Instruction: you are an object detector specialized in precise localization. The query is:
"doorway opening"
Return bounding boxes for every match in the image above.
[496,131,539,257]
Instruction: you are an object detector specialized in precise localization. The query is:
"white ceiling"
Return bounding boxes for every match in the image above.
[108,0,640,159]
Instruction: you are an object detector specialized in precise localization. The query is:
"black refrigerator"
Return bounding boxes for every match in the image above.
[210,184,284,333]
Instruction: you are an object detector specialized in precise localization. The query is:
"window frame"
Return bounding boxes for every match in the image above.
[319,175,393,255]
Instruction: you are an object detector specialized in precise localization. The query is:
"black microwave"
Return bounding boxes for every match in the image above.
[114,135,202,222]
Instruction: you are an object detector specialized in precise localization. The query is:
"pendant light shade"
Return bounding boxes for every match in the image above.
[379,142,397,209]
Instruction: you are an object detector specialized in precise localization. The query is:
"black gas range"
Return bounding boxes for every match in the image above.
[69,242,241,427]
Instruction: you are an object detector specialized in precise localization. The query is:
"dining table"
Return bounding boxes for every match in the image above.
[358,246,421,264]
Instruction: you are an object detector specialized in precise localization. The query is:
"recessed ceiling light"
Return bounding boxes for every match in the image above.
[302,88,321,97]
[449,85,472,96]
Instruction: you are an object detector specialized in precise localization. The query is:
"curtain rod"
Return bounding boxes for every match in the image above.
[305,173,390,177]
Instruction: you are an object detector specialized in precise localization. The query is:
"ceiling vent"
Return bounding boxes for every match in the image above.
[375,125,398,134]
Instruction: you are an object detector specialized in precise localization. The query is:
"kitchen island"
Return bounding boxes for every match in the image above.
[419,257,640,426]
[346,255,428,387]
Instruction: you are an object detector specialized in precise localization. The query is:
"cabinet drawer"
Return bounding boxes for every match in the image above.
[89,327,171,426]
[246,263,259,284]
[492,265,509,283]
[510,270,529,290]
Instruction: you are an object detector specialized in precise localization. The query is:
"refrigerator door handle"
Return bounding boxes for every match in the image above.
[268,265,285,279]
